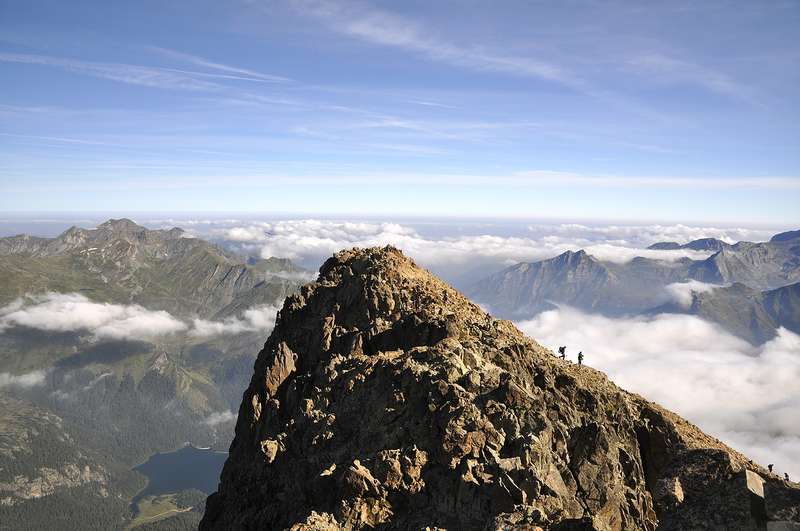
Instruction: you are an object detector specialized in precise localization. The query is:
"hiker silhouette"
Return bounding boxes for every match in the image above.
[769,464,774,473]
[578,351,584,365]
[558,346,566,359]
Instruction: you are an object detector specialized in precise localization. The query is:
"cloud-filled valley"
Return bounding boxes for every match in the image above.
[517,308,800,479]
[663,280,725,307]
[213,219,739,267]
[0,293,278,342]
[190,305,280,338]
[0,369,47,389]
[0,293,188,340]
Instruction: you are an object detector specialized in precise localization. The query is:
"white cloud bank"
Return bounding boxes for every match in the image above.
[0,370,47,389]
[517,308,800,479]
[203,410,237,426]
[0,293,277,341]
[206,219,760,273]
[190,304,280,338]
[0,293,187,340]
[664,280,724,308]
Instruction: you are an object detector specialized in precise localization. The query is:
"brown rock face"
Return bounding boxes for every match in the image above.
[201,247,800,530]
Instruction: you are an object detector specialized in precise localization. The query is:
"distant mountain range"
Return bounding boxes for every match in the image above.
[0,218,305,319]
[470,229,800,344]
[0,219,307,529]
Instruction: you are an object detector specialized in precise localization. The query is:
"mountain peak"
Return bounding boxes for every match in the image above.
[308,245,496,345]
[202,246,798,530]
[556,248,591,262]
[96,218,144,232]
[565,248,587,256]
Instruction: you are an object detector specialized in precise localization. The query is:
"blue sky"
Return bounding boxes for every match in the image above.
[0,0,798,222]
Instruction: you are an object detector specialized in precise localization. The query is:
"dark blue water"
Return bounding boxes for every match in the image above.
[132,445,227,505]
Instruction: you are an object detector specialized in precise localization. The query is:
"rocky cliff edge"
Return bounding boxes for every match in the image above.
[201,246,800,530]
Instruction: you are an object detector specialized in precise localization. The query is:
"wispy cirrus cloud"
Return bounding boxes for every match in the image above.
[287,0,575,86]
[0,51,288,91]
[0,52,221,91]
[407,100,458,110]
[0,132,126,147]
[627,53,758,104]
[146,46,291,83]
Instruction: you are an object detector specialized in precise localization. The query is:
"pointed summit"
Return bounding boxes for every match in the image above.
[97,218,144,232]
[202,247,799,530]
[469,249,612,317]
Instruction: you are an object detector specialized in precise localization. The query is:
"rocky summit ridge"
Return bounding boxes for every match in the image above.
[201,247,800,530]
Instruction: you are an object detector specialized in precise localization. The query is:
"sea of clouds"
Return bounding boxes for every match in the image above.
[211,219,746,267]
[144,217,780,287]
[517,308,800,480]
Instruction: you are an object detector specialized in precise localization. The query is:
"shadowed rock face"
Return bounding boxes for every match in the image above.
[201,247,800,531]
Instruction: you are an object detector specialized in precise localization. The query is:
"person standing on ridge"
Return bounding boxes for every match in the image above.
[769,464,774,473]
[786,473,791,481]
[578,351,584,365]
[558,346,566,359]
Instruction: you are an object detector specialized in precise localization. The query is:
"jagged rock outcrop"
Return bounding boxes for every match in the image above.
[202,247,800,530]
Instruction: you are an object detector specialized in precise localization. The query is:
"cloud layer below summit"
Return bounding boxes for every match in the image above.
[0,293,278,341]
[518,308,800,479]
[173,218,778,277]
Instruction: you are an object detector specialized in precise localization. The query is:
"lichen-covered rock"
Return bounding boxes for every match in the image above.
[201,247,800,530]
